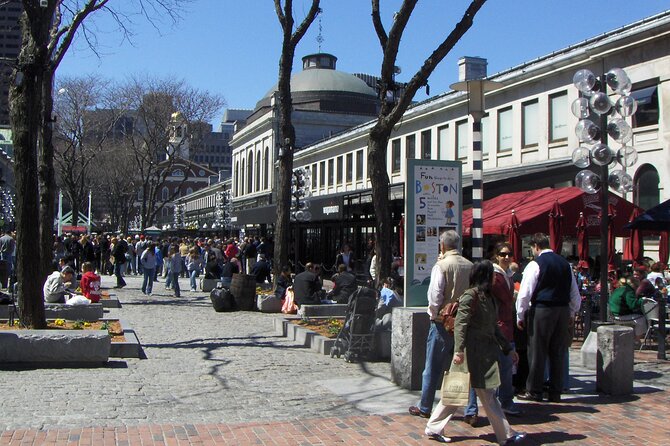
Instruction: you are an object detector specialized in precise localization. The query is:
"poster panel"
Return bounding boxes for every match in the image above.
[404,159,462,307]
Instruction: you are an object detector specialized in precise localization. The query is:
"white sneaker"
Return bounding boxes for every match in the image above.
[425,430,451,443]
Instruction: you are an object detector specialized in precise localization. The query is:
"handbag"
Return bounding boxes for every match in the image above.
[440,368,471,406]
[439,301,459,332]
[281,287,298,314]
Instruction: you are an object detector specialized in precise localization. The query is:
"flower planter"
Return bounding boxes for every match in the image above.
[0,330,110,364]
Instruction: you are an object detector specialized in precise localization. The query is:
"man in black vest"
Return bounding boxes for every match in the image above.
[516,233,581,402]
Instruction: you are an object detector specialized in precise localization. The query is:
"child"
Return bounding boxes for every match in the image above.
[80,261,102,303]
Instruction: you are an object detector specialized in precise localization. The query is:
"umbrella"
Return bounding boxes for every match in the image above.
[625,208,644,267]
[625,198,670,231]
[548,200,564,254]
[506,210,522,263]
[660,231,669,268]
[576,212,589,262]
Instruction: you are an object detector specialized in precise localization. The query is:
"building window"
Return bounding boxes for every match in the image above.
[186,187,193,195]
[247,151,253,193]
[312,163,317,189]
[255,150,261,191]
[481,114,489,156]
[356,150,364,181]
[634,164,660,210]
[456,120,468,159]
[234,161,239,196]
[241,160,245,195]
[549,91,568,142]
[522,99,539,147]
[497,107,513,152]
[264,146,270,189]
[421,130,431,159]
[437,125,449,160]
[319,161,326,188]
[337,156,343,185]
[161,187,169,201]
[346,153,353,183]
[391,138,401,173]
[631,85,658,128]
[328,159,334,186]
[406,134,416,158]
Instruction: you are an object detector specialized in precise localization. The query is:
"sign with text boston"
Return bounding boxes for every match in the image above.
[404,159,462,306]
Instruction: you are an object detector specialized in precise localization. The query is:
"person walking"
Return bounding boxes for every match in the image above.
[111,236,128,288]
[516,233,581,403]
[408,230,472,419]
[168,246,182,298]
[424,260,525,445]
[186,247,203,292]
[140,243,157,296]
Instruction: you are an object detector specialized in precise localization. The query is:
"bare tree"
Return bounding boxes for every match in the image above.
[272,0,321,281]
[9,0,185,328]
[367,0,487,282]
[118,75,224,230]
[53,75,120,228]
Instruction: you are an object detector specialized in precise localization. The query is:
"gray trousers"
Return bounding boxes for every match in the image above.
[526,305,571,396]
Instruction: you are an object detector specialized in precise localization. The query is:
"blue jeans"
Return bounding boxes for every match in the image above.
[171,272,181,297]
[189,270,199,290]
[142,268,155,294]
[114,262,126,287]
[418,322,454,414]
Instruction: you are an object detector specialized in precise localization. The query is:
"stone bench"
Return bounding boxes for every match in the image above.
[298,304,348,318]
[0,330,110,364]
[0,303,104,321]
[391,307,430,390]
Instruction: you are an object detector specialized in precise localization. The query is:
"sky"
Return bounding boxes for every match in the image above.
[57,0,670,126]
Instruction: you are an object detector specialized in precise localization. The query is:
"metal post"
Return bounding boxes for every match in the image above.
[87,189,92,233]
[57,189,63,236]
[598,73,609,322]
[471,115,483,261]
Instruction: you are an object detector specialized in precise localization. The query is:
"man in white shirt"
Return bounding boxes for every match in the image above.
[409,230,473,418]
[516,233,580,403]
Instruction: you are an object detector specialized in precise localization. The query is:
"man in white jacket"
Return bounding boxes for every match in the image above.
[43,266,75,303]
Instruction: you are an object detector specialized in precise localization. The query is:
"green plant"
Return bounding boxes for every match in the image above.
[72,320,85,330]
[100,321,110,331]
[326,318,344,336]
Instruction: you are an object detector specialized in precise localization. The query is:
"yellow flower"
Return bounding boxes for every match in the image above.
[54,319,66,326]
[83,322,91,328]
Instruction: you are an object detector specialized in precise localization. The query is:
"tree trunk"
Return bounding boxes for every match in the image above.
[367,126,393,286]
[9,22,47,328]
[39,69,56,280]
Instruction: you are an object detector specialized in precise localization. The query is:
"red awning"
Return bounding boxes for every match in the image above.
[462,187,639,238]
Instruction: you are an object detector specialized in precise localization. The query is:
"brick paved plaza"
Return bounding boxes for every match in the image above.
[1,275,668,445]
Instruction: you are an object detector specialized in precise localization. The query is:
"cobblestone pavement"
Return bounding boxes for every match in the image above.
[1,274,669,445]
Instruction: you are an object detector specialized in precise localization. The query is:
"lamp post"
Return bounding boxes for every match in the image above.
[290,167,312,269]
[450,57,501,261]
[571,67,639,321]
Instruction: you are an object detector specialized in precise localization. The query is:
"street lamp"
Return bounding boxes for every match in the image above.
[450,57,501,261]
[290,168,312,223]
[570,67,639,321]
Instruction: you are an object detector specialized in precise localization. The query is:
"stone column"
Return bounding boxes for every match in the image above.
[391,307,430,390]
[596,325,634,395]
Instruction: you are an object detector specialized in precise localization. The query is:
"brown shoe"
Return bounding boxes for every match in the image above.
[463,414,479,427]
[409,406,431,418]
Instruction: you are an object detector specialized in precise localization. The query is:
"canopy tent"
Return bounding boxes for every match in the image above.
[625,199,670,231]
[462,187,639,238]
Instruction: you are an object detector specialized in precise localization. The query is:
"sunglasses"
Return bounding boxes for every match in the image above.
[498,252,512,257]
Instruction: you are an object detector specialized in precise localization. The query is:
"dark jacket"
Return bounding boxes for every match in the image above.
[329,271,357,303]
[293,270,323,306]
[252,259,271,283]
[112,240,128,264]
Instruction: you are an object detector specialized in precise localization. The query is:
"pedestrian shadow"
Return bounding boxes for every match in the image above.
[477,430,587,445]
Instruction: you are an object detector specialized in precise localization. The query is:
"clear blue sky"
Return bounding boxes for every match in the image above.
[57,0,669,126]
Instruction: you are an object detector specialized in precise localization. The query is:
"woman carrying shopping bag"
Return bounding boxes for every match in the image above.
[425,260,525,445]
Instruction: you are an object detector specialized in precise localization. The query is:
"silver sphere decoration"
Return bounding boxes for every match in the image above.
[571,146,591,168]
[573,69,596,94]
[605,68,632,95]
[575,119,600,142]
[606,117,633,144]
[591,143,614,166]
[615,94,638,117]
[617,145,638,168]
[575,170,601,194]
[589,92,612,115]
[608,169,634,194]
[571,98,591,119]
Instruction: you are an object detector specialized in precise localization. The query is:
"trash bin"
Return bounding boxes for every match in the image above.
[230,273,256,311]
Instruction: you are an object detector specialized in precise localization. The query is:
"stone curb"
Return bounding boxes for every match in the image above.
[106,318,144,359]
[273,317,336,355]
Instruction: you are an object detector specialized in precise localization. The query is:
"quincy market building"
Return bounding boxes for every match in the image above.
[180,11,669,272]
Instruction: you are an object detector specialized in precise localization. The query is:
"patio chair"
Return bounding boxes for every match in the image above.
[640,297,659,351]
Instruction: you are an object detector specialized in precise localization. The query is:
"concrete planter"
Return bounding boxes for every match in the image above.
[0,303,104,321]
[106,319,144,359]
[274,317,336,355]
[0,329,110,364]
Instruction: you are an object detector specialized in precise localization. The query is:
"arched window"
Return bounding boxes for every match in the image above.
[264,146,270,189]
[186,187,193,195]
[634,164,660,210]
[234,160,239,196]
[161,187,169,201]
[247,149,253,193]
[241,160,245,195]
[255,150,261,191]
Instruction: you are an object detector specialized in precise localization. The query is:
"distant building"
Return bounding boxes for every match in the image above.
[0,0,21,128]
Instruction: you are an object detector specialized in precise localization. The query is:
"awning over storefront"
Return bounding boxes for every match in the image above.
[233,194,345,226]
[462,187,639,238]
